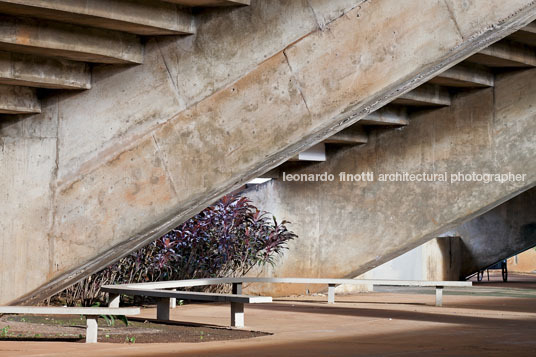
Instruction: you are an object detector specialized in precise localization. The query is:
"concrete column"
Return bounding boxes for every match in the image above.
[435,287,444,307]
[85,315,98,343]
[327,284,336,304]
[108,293,120,308]
[231,302,244,328]
[156,298,170,320]
[232,282,243,295]
[170,288,177,309]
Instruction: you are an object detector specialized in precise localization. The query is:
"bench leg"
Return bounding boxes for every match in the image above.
[86,315,98,343]
[328,284,336,304]
[170,288,177,309]
[231,302,244,328]
[232,282,243,295]
[108,293,120,308]
[157,298,170,320]
[435,286,443,307]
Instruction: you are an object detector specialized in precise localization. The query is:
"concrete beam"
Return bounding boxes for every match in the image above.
[0,0,194,36]
[430,63,494,88]
[0,51,90,89]
[359,107,409,126]
[324,125,368,145]
[468,40,536,67]
[507,21,536,47]
[393,84,451,107]
[160,0,249,7]
[0,15,143,64]
[0,84,40,114]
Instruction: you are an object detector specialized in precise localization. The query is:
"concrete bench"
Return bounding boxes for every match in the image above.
[108,277,471,307]
[0,306,140,343]
[235,278,472,307]
[101,286,272,328]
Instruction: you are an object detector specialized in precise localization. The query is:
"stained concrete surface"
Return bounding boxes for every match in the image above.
[245,68,536,297]
[3,0,535,305]
[451,187,536,277]
[1,273,536,356]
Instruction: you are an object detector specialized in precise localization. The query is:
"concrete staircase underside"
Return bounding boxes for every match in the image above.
[245,66,536,297]
[0,0,535,304]
[453,187,536,278]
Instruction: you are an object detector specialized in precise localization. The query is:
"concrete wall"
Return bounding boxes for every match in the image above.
[333,237,461,295]
[451,187,536,277]
[508,248,536,273]
[1,0,535,304]
[246,68,536,296]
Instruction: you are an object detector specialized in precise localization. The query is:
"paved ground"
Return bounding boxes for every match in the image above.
[1,273,536,356]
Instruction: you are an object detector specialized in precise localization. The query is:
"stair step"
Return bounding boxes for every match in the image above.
[0,0,194,36]
[430,63,494,88]
[0,15,143,64]
[0,84,40,114]
[507,21,536,47]
[0,51,90,89]
[468,40,536,68]
[393,84,451,107]
[359,107,409,126]
[324,125,368,145]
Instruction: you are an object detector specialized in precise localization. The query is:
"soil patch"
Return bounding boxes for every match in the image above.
[0,314,268,343]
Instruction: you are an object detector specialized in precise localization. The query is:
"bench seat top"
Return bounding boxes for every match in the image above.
[105,277,471,290]
[0,306,140,315]
[102,287,272,304]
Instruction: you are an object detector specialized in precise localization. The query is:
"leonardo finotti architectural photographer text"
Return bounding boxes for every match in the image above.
[282,171,527,184]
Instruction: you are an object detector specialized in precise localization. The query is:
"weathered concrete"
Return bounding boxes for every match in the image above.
[429,63,494,88]
[0,84,40,113]
[0,51,90,89]
[468,40,536,67]
[0,0,194,35]
[337,237,462,294]
[359,106,409,126]
[1,0,535,305]
[246,68,536,297]
[448,187,536,278]
[323,125,367,145]
[509,21,536,46]
[0,15,143,64]
[393,84,451,107]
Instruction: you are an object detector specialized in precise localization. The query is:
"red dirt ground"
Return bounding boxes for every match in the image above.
[1,272,535,356]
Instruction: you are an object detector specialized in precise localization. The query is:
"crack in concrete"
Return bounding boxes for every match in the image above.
[151,133,179,197]
[443,0,464,40]
[156,38,179,94]
[306,0,368,31]
[47,96,61,278]
[305,0,323,31]
[282,49,312,117]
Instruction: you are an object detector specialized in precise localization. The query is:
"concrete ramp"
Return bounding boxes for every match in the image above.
[1,0,535,304]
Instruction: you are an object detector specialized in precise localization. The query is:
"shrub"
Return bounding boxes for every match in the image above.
[52,194,296,306]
